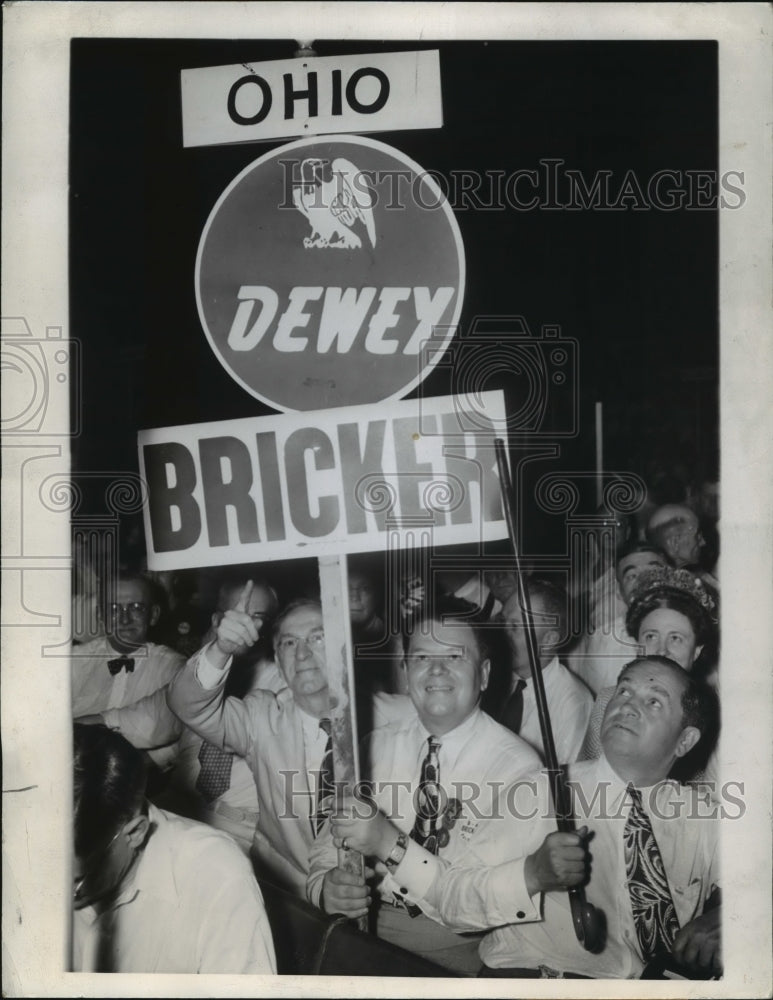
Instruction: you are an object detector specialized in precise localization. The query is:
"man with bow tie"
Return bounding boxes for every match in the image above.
[306,599,542,975]
[72,574,185,764]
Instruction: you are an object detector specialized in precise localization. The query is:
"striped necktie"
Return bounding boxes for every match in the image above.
[314,717,335,835]
[624,784,681,960]
[410,736,442,853]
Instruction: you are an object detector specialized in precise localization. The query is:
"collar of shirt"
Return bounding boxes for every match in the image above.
[517,654,560,693]
[414,707,481,775]
[577,753,682,819]
[105,639,152,659]
[79,804,178,923]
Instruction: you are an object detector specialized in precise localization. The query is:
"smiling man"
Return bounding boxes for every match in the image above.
[429,655,721,980]
[306,598,542,975]
[168,588,338,896]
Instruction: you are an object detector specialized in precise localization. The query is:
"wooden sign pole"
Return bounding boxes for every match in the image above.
[317,553,367,931]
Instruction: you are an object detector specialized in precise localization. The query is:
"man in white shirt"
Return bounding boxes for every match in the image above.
[154,576,281,854]
[567,543,670,696]
[72,573,185,764]
[498,578,593,765]
[433,656,722,979]
[71,723,276,974]
[168,586,344,896]
[306,601,543,975]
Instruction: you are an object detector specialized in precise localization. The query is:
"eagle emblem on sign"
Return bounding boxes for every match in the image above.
[292,157,377,250]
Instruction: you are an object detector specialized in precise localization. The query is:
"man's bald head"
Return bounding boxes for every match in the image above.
[646,504,704,568]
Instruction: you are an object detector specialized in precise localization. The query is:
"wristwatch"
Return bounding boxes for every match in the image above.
[384,830,409,871]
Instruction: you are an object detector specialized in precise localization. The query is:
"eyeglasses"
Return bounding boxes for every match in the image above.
[108,602,148,618]
[73,827,123,902]
[276,629,325,654]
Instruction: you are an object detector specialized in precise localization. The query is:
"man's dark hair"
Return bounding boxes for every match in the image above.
[617,655,713,734]
[73,724,147,858]
[615,540,671,570]
[505,576,568,642]
[403,596,490,662]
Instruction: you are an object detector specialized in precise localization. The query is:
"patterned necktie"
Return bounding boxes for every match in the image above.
[411,736,442,853]
[107,655,134,675]
[624,784,681,960]
[196,740,234,802]
[314,718,335,835]
[500,678,527,734]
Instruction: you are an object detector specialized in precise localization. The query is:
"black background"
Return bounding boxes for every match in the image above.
[69,38,718,556]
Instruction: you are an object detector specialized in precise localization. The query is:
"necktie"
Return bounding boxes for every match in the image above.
[478,590,496,621]
[107,656,134,675]
[624,784,681,960]
[196,740,234,802]
[314,718,335,835]
[500,678,527,734]
[411,736,443,853]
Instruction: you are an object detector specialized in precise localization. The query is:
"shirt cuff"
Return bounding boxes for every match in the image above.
[487,857,542,924]
[196,642,233,689]
[389,838,441,901]
[100,709,120,731]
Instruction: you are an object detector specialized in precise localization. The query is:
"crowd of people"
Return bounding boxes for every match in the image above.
[69,477,722,979]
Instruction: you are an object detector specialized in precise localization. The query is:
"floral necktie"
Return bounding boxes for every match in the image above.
[624,784,681,959]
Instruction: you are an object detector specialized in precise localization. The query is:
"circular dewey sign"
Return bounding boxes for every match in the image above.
[196,135,465,411]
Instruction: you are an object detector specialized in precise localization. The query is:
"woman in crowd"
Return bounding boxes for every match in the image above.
[579,565,719,779]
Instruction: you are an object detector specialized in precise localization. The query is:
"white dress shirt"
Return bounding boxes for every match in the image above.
[154,655,284,854]
[72,805,276,974]
[566,613,640,696]
[434,754,719,978]
[167,643,334,895]
[307,706,542,929]
[516,656,594,766]
[72,636,185,754]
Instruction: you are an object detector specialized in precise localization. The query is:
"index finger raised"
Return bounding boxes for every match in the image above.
[235,579,254,613]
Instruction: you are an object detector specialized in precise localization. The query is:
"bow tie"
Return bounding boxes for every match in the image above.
[107,656,135,675]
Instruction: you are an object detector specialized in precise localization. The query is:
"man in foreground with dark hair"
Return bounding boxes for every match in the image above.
[432,655,722,979]
[306,600,543,975]
[71,723,276,974]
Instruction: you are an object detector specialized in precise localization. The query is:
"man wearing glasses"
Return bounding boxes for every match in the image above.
[168,586,339,896]
[71,723,276,973]
[72,573,185,763]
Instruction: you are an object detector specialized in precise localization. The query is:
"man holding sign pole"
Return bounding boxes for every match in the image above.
[306,601,543,975]
[168,582,340,896]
